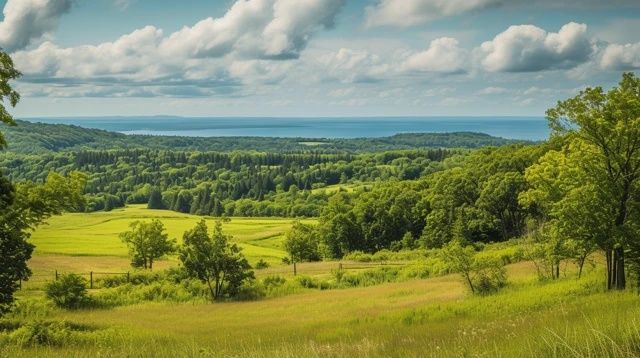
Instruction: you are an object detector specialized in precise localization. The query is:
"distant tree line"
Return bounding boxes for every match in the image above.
[1,148,455,217]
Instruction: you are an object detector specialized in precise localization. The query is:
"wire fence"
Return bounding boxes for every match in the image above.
[19,271,131,291]
[19,261,409,290]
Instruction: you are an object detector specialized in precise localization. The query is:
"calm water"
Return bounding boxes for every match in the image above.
[27,116,549,140]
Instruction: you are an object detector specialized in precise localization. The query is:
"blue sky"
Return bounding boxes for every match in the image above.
[1,0,639,118]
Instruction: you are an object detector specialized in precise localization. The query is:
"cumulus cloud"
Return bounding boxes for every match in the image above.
[11,0,346,97]
[159,0,345,60]
[401,37,467,73]
[365,0,499,28]
[478,22,593,72]
[0,0,74,52]
[600,43,640,70]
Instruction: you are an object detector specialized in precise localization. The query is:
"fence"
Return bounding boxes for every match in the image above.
[19,270,131,290]
[258,260,409,276]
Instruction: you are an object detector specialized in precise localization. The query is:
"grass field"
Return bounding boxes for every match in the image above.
[27,205,315,282]
[8,206,639,357]
[5,263,638,357]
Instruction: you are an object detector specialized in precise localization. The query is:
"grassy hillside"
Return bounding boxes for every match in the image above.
[29,205,313,274]
[3,206,636,357]
[6,260,636,357]
[4,120,522,154]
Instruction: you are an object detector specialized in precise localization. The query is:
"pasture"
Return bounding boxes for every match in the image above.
[9,206,637,357]
[26,205,316,285]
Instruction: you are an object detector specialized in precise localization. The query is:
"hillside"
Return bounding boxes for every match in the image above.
[3,120,523,154]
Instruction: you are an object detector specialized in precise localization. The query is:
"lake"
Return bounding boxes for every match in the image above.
[27,116,550,140]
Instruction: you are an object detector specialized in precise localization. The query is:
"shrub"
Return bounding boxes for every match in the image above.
[45,274,91,309]
[255,259,270,269]
[263,275,286,289]
[471,258,508,295]
[10,321,71,347]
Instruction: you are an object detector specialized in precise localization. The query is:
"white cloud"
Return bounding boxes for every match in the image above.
[159,0,345,60]
[401,37,467,73]
[365,0,500,28]
[0,0,74,52]
[600,43,640,70]
[479,22,593,72]
[11,0,346,97]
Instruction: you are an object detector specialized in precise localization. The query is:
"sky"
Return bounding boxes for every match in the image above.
[0,0,639,118]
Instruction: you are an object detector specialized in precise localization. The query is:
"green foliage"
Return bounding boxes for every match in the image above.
[119,219,176,270]
[440,240,508,295]
[284,221,320,263]
[0,51,21,150]
[254,259,269,269]
[527,72,640,289]
[44,274,91,309]
[179,220,254,301]
[0,171,86,316]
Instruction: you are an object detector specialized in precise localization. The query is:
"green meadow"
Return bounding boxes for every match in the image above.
[2,205,635,357]
[28,205,314,274]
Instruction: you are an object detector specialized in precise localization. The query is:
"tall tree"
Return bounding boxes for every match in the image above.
[545,72,640,289]
[1,51,86,315]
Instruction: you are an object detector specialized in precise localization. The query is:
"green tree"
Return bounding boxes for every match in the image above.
[284,221,320,275]
[147,187,164,209]
[545,72,640,289]
[0,171,86,315]
[179,219,253,301]
[119,219,176,270]
[0,50,21,149]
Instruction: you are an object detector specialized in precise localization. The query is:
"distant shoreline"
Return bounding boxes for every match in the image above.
[23,116,548,141]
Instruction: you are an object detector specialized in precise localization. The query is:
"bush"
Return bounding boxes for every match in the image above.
[471,258,508,295]
[45,274,91,309]
[255,259,270,269]
[263,275,286,289]
[10,321,71,347]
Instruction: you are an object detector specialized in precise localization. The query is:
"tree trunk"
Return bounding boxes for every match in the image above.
[205,278,216,302]
[149,258,153,271]
[293,261,297,276]
[606,249,613,290]
[464,272,475,294]
[614,247,626,290]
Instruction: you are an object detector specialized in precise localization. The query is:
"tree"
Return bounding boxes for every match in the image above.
[119,219,176,270]
[147,187,164,209]
[284,221,320,275]
[545,72,640,289]
[179,219,253,301]
[0,172,86,315]
[440,240,507,295]
[0,50,21,149]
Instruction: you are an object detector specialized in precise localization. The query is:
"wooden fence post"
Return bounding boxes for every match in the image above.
[90,271,93,289]
[127,272,130,283]
[55,270,59,281]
